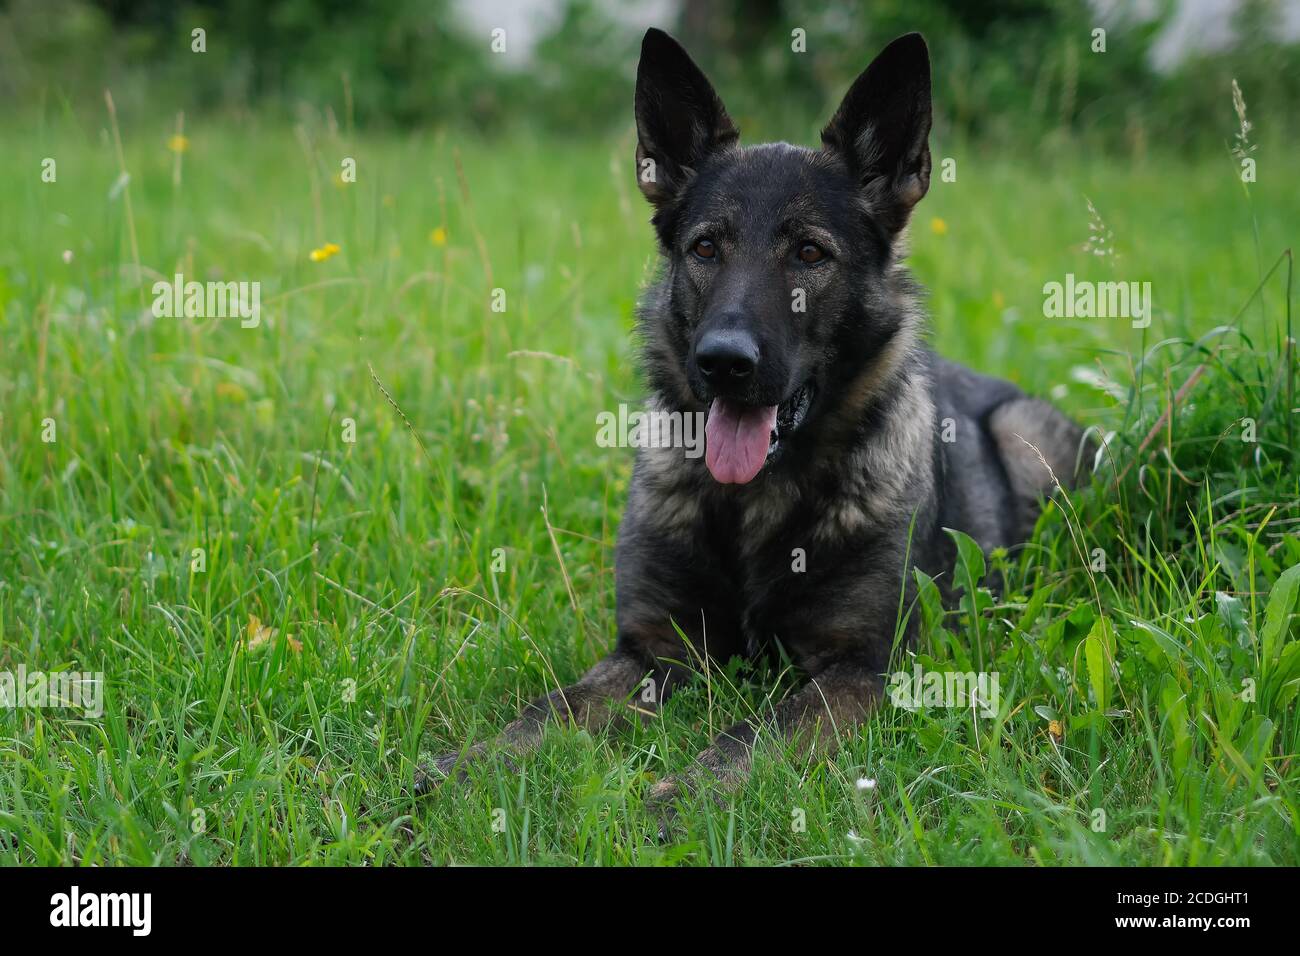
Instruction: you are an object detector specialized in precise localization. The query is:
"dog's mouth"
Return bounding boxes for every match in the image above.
[704,381,814,484]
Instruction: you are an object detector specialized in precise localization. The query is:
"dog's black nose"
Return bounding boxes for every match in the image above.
[695,329,758,383]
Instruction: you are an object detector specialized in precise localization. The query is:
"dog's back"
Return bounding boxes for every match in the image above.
[930,353,1092,561]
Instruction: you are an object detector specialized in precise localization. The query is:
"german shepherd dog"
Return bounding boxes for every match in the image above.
[420,30,1090,813]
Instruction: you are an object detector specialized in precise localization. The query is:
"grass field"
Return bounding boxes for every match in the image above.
[0,109,1298,865]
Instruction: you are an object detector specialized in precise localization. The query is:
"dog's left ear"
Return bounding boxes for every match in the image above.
[635,28,738,208]
[821,33,932,234]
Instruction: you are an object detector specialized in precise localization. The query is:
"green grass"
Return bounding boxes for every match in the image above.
[0,108,1297,865]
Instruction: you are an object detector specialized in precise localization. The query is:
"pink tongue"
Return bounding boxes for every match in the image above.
[705,399,778,484]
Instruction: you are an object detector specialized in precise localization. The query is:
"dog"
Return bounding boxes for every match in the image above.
[419,29,1090,812]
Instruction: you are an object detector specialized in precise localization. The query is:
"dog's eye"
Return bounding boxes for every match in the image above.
[797,243,827,264]
[692,238,716,260]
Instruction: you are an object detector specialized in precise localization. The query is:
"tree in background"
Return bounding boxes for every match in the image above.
[1,0,1296,149]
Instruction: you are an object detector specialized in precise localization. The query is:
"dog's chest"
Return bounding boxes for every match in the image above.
[698,487,869,654]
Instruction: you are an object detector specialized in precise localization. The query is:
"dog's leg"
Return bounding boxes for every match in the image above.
[417,645,665,790]
[418,512,736,792]
[987,395,1093,494]
[646,657,883,820]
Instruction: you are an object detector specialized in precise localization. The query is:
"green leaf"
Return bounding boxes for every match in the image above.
[1236,716,1275,770]
[1262,562,1300,664]
[1215,590,1252,649]
[1064,602,1096,642]
[1085,617,1112,713]
[945,527,986,585]
[1130,617,1208,678]
[1159,674,1191,778]
[912,567,945,642]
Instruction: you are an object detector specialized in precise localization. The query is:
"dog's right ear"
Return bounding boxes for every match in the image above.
[634,29,738,207]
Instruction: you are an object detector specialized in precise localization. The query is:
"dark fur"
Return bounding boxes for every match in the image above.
[419,30,1090,814]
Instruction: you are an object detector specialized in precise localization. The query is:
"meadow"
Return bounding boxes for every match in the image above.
[0,107,1297,865]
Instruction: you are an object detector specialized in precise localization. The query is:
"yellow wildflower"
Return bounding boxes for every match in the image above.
[215,381,248,403]
[244,614,302,653]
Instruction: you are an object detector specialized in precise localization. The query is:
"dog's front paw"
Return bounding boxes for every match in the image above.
[646,776,685,806]
[645,764,736,842]
[412,752,460,794]
[413,746,484,793]
[645,777,688,842]
[413,745,517,794]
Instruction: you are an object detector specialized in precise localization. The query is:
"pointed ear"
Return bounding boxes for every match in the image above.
[820,33,932,234]
[635,28,738,208]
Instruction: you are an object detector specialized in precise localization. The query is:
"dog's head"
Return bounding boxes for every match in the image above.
[635,29,932,484]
